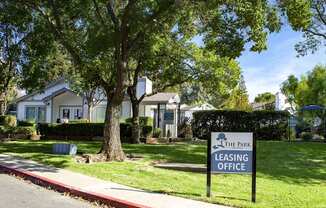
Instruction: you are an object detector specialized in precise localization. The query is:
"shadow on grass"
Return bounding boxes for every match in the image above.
[123,143,206,164]
[256,141,326,185]
[2,140,326,186]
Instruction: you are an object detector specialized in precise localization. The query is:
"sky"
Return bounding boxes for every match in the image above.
[238,26,326,102]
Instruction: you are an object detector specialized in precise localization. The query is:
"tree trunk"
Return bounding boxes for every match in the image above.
[99,101,125,161]
[131,101,141,144]
[87,105,92,121]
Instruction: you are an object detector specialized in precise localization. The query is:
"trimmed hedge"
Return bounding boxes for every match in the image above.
[18,120,35,127]
[192,110,289,140]
[38,123,132,142]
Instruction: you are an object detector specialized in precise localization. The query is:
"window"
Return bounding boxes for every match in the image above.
[25,106,46,123]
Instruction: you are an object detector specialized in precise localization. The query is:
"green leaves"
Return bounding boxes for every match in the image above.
[281,65,326,109]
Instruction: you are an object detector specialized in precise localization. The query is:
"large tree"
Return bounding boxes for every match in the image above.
[281,65,326,109]
[2,0,312,160]
[296,0,326,56]
[223,75,252,111]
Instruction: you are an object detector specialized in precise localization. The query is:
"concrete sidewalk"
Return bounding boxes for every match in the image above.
[0,154,229,208]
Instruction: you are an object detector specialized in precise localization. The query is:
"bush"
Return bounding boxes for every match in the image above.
[38,123,133,142]
[126,117,154,127]
[1,115,17,127]
[0,125,6,134]
[17,120,35,127]
[192,110,289,140]
[0,116,5,125]
[153,128,161,138]
[13,126,36,135]
[300,132,313,141]
[142,125,153,138]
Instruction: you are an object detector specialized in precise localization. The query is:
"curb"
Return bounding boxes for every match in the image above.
[0,164,151,208]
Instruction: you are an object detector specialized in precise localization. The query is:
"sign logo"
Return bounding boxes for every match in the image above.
[211,132,253,173]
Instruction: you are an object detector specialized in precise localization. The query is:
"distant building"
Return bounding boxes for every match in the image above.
[251,92,294,113]
[180,103,216,121]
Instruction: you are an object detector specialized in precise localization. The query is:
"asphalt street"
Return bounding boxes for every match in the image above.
[0,173,96,208]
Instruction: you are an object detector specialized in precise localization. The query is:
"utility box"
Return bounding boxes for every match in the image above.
[52,143,77,155]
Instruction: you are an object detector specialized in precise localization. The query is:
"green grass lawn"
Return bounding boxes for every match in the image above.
[0,140,325,208]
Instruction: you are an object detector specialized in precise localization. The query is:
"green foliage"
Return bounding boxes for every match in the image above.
[300,132,314,141]
[3,115,16,127]
[192,110,289,140]
[254,92,276,103]
[152,128,162,138]
[38,123,132,142]
[281,65,326,108]
[69,119,90,124]
[17,120,35,127]
[142,126,153,138]
[295,0,325,56]
[0,116,5,125]
[223,75,252,111]
[13,126,36,135]
[125,117,153,127]
[0,125,5,134]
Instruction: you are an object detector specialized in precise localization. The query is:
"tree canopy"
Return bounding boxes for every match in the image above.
[254,92,276,103]
[295,0,326,56]
[281,65,326,110]
[1,0,313,160]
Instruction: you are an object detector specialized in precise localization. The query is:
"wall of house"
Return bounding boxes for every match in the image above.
[136,77,152,99]
[16,101,45,121]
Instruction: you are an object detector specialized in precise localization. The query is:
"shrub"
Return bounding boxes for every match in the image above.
[142,125,153,138]
[0,125,6,134]
[2,115,17,127]
[153,128,161,138]
[0,116,5,125]
[192,110,289,140]
[38,123,133,142]
[17,120,35,127]
[300,132,313,141]
[126,117,154,127]
[13,126,36,135]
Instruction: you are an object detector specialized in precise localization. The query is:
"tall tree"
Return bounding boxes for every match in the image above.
[281,74,299,111]
[0,6,32,115]
[296,0,326,56]
[223,75,252,111]
[3,0,312,160]
[281,65,326,109]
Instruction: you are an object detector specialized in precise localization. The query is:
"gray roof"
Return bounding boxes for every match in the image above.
[15,78,66,103]
[42,88,77,102]
[142,93,179,104]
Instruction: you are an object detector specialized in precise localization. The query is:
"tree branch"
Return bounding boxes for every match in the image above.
[106,0,120,29]
[306,28,326,39]
[315,3,326,26]
[92,0,108,27]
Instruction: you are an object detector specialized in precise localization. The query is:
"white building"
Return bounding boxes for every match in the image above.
[180,103,216,121]
[15,77,180,137]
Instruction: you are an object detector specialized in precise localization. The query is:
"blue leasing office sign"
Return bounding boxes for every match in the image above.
[207,132,256,202]
[211,132,253,173]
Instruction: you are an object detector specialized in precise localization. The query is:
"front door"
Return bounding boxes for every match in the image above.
[60,106,82,120]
